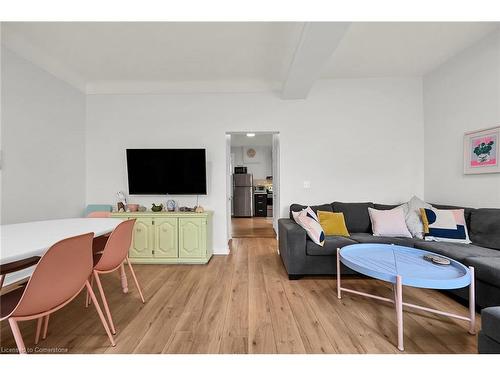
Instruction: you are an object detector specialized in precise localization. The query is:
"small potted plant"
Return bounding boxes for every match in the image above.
[474,140,495,163]
[151,203,163,212]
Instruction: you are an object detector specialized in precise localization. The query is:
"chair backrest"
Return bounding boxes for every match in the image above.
[12,232,94,317]
[87,211,111,218]
[84,204,113,217]
[94,219,136,272]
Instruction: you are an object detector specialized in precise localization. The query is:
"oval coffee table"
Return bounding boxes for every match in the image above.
[337,244,475,351]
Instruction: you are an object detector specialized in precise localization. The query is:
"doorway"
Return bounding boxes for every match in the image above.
[225,132,280,240]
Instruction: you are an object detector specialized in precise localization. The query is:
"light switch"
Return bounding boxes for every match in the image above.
[303,181,311,189]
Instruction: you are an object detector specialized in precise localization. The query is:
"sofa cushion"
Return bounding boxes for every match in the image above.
[414,241,500,263]
[420,207,471,244]
[469,209,500,250]
[348,233,420,247]
[292,208,325,246]
[464,257,500,288]
[368,206,412,238]
[317,211,350,236]
[480,306,500,343]
[432,204,475,229]
[289,203,332,219]
[403,196,432,239]
[332,202,374,233]
[306,236,358,256]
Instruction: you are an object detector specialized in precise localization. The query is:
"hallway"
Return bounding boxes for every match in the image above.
[231,217,276,238]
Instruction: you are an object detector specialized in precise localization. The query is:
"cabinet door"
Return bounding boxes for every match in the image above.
[154,218,178,258]
[129,218,153,258]
[178,218,206,258]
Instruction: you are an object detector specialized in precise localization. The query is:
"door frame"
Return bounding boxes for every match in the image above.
[225,131,280,247]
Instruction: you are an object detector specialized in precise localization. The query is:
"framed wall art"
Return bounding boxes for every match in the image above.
[464,126,500,174]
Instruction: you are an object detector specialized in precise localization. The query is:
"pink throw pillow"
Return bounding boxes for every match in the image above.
[368,206,412,238]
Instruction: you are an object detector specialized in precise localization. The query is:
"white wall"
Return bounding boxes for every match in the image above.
[1,47,86,224]
[423,30,500,208]
[231,145,272,180]
[86,78,424,253]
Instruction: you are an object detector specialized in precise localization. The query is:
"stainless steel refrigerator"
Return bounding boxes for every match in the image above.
[232,174,253,217]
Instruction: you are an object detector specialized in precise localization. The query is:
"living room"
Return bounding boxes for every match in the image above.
[1,0,500,372]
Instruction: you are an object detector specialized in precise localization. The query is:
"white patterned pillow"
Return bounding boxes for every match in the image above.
[421,208,471,244]
[292,207,325,246]
[402,195,432,239]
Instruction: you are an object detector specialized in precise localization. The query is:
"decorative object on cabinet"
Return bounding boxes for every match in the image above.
[127,204,139,212]
[195,205,205,213]
[110,211,213,264]
[166,199,177,212]
[116,191,127,211]
[151,203,163,212]
[464,126,500,174]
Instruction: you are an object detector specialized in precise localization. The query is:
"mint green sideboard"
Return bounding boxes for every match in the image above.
[110,211,213,264]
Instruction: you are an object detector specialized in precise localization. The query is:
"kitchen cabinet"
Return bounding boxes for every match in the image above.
[254,193,267,217]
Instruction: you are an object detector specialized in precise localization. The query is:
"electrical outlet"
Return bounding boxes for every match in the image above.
[303,181,311,189]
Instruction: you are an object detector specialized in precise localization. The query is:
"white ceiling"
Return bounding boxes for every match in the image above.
[2,22,498,95]
[2,22,301,85]
[323,22,498,78]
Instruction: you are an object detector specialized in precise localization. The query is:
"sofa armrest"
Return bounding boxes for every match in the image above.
[278,219,307,275]
[481,307,500,344]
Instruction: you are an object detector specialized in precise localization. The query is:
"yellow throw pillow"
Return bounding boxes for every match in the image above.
[317,211,350,236]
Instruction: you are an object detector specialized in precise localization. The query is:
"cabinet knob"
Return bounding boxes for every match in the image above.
[137,229,141,233]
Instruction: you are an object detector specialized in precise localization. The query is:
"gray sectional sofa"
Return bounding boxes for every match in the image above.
[278,201,500,309]
[478,307,500,353]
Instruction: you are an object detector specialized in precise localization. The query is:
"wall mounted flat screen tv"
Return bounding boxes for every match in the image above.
[126,149,207,195]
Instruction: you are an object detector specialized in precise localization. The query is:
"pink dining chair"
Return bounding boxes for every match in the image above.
[0,233,116,354]
[87,211,112,218]
[86,211,112,253]
[85,219,145,335]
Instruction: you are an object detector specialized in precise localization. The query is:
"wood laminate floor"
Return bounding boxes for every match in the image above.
[231,217,276,238]
[0,237,479,354]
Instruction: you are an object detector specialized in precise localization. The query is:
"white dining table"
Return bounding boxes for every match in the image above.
[0,218,124,286]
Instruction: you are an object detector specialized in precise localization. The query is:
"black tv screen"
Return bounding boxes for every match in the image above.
[126,149,207,195]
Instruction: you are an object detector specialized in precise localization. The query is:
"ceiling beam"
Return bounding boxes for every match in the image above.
[281,22,350,100]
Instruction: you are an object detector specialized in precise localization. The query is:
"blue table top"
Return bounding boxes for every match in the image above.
[339,244,471,289]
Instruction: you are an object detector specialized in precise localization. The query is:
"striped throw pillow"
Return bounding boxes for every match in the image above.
[292,207,325,246]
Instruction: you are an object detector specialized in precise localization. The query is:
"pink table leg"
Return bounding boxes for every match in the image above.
[336,248,342,299]
[469,266,476,334]
[395,275,404,351]
[120,263,128,293]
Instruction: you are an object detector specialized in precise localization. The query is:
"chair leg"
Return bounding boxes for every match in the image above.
[35,317,43,344]
[42,315,50,340]
[93,271,116,335]
[126,258,145,303]
[85,274,94,308]
[85,280,116,347]
[9,318,27,354]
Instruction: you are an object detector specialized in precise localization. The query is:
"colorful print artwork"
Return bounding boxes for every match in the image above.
[470,134,497,167]
[464,126,500,174]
